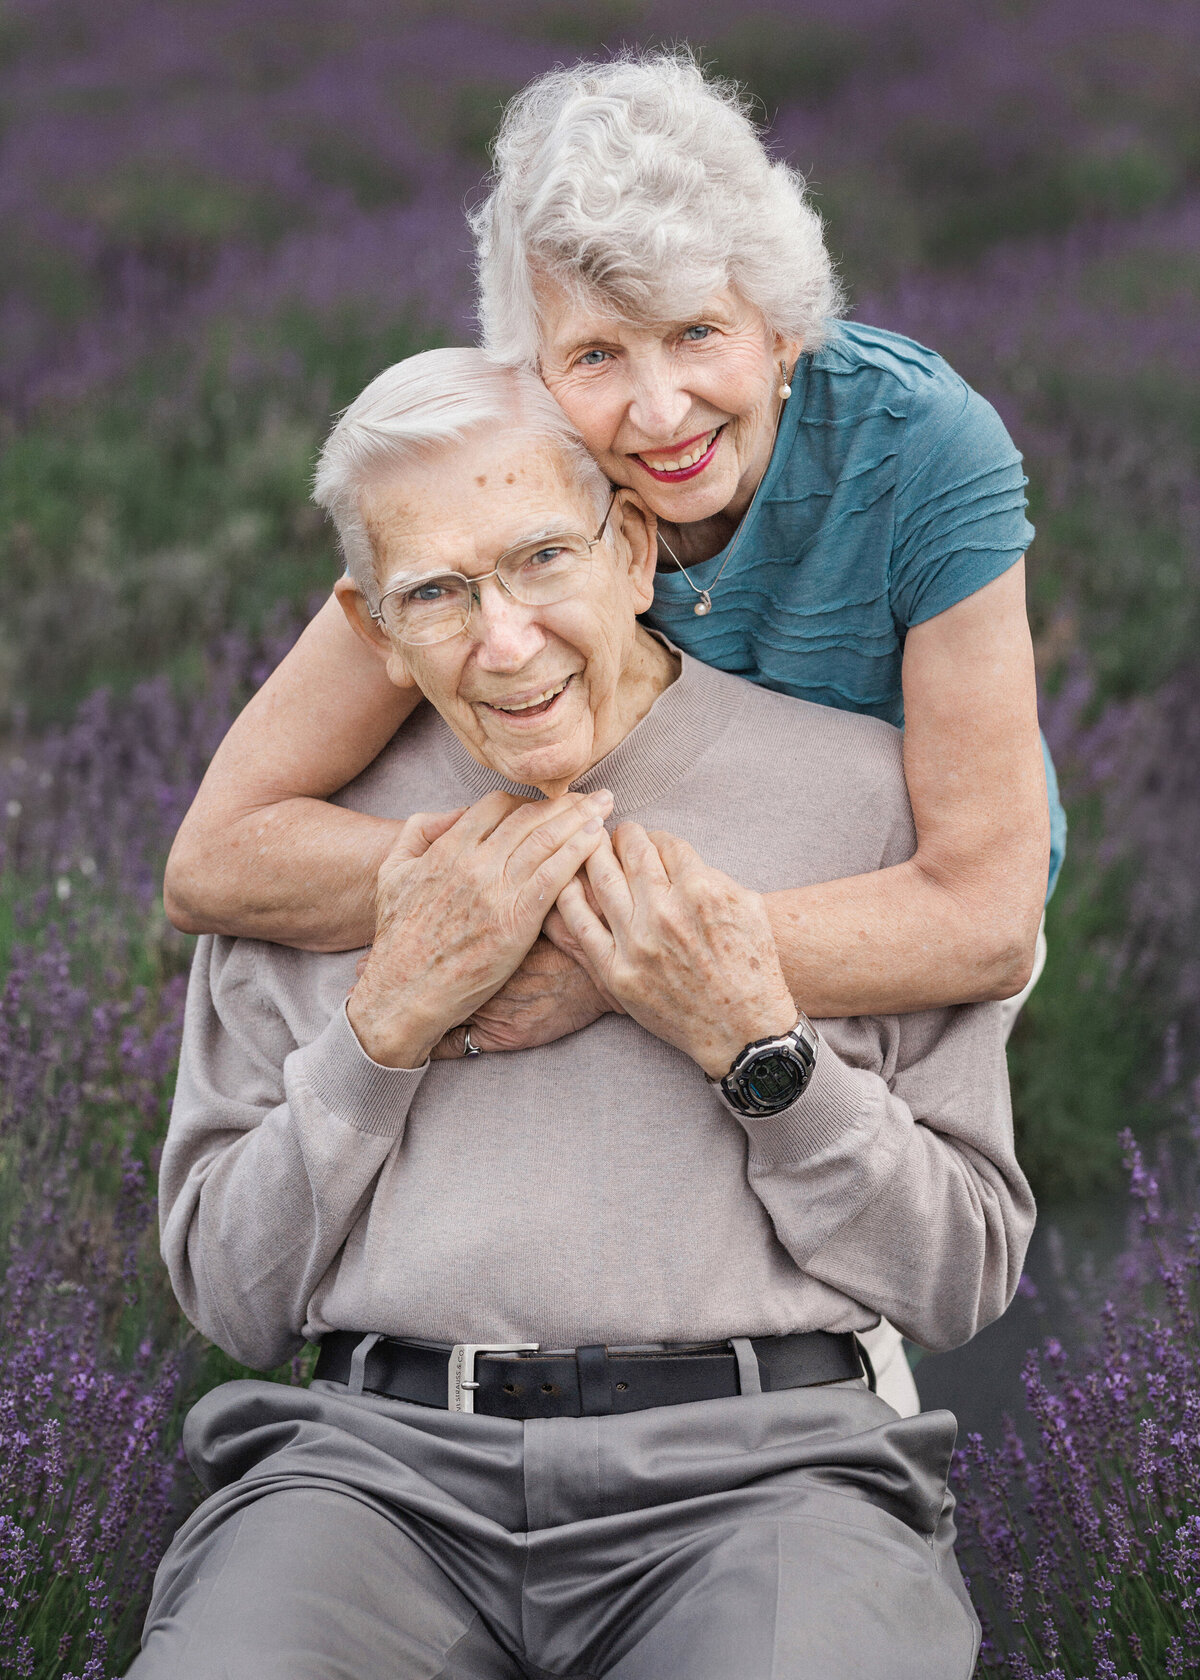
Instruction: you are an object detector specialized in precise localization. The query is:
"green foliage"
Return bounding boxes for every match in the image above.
[1027,492,1198,703]
[0,309,441,723]
[706,14,866,113]
[891,127,1179,267]
[1008,846,1163,1202]
[507,0,649,50]
[451,79,524,163]
[303,135,415,209]
[80,161,292,250]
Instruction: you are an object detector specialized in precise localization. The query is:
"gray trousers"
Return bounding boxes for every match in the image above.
[128,1375,980,1680]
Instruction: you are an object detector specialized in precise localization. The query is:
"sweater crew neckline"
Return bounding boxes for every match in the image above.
[442,649,733,818]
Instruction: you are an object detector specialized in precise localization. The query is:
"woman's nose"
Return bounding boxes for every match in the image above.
[626,360,692,441]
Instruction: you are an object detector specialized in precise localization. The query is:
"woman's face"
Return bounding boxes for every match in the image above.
[538,284,798,528]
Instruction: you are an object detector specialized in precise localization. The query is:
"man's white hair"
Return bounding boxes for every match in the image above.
[471,49,845,370]
[312,346,610,606]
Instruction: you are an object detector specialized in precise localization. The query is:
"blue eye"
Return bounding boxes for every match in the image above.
[577,349,609,367]
[407,580,451,604]
[682,325,713,342]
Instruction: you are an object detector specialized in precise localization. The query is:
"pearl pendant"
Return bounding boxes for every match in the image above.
[694,593,712,616]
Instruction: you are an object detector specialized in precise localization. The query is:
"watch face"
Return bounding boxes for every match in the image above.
[744,1051,803,1109]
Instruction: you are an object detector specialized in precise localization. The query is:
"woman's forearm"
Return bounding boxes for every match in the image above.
[767,854,1039,1018]
[167,797,399,951]
[164,593,417,949]
[772,562,1050,1018]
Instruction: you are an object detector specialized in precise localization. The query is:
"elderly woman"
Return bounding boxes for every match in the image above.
[164,54,1060,1409]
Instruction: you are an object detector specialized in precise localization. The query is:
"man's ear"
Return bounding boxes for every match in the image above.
[611,489,658,615]
[333,575,418,690]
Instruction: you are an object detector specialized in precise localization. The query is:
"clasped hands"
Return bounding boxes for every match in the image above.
[346,790,797,1079]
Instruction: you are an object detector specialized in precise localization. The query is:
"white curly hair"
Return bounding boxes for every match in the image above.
[471,48,845,371]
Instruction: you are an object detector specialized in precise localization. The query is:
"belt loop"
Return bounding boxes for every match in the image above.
[730,1338,762,1396]
[347,1332,383,1396]
[853,1334,877,1393]
[576,1345,613,1415]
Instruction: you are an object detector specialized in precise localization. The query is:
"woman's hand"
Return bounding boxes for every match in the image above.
[555,823,797,1080]
[347,789,613,1068]
[429,937,622,1059]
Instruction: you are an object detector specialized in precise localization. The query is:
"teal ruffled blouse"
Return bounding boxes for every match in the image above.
[643,320,1066,898]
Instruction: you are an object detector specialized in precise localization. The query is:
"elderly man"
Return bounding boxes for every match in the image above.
[132,348,1033,1680]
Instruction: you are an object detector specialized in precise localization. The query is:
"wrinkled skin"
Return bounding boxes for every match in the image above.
[430,936,621,1059]
[556,822,797,1081]
[347,788,612,1068]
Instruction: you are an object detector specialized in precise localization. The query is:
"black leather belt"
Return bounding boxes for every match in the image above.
[314,1330,870,1419]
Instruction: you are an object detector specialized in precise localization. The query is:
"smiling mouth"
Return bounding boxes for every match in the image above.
[480,675,574,721]
[632,426,724,483]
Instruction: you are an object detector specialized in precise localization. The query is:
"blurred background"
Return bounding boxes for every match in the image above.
[6,0,1199,1191]
[1,2,1198,1672]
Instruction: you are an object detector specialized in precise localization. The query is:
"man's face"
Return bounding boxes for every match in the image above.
[352,434,663,794]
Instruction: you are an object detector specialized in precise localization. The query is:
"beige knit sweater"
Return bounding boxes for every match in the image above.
[160,653,1035,1372]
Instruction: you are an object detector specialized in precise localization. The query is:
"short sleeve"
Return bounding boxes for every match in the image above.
[889,382,1034,630]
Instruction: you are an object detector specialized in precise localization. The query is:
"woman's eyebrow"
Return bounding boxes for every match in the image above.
[554,328,620,359]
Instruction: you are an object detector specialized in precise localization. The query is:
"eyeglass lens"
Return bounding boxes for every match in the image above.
[380,534,596,645]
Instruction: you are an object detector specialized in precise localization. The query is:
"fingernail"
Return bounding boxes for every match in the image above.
[588,788,613,809]
[584,817,603,832]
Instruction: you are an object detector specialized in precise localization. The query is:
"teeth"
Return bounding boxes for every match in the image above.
[492,680,569,714]
[646,429,719,474]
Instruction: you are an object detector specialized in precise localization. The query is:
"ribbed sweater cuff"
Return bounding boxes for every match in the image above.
[291,1002,428,1139]
[728,1039,871,1167]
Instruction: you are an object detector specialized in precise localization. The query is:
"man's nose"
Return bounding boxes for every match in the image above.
[468,579,547,670]
[626,355,692,441]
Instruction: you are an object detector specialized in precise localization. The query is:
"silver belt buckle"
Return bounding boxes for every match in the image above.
[449,1342,539,1413]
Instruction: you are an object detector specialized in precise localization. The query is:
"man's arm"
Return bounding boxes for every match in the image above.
[555,823,1035,1351]
[161,791,612,1368]
[160,935,427,1371]
[737,1004,1034,1351]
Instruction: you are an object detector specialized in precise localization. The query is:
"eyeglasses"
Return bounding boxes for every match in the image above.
[370,486,619,647]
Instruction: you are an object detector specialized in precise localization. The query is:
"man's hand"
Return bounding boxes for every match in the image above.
[555,823,798,1080]
[347,788,613,1068]
[430,936,622,1058]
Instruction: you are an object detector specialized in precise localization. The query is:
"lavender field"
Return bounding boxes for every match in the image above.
[1,1,1198,1673]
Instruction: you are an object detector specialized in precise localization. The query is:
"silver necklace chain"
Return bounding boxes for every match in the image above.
[656,526,736,617]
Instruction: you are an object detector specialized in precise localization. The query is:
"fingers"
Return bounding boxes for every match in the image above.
[515,806,615,916]
[646,828,702,883]
[439,789,531,847]
[541,904,577,955]
[492,788,613,882]
[542,903,595,961]
[406,790,614,885]
[612,822,672,888]
[381,806,469,866]
[582,832,635,930]
[555,876,617,981]
[429,1027,465,1061]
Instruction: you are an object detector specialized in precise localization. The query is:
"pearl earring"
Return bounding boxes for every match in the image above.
[779,360,792,400]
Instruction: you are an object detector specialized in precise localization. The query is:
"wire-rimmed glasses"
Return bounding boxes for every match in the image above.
[370,486,619,647]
